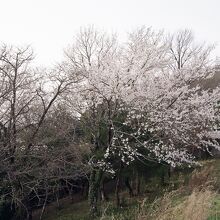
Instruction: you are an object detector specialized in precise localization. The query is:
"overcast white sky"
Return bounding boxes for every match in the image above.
[0,0,219,66]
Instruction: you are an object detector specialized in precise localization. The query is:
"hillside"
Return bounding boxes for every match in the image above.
[37,159,220,220]
[203,69,220,89]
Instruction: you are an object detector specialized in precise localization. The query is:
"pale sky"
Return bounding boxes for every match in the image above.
[0,0,219,66]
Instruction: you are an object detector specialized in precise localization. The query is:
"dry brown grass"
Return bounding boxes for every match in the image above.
[136,189,215,220]
[188,165,215,190]
[136,164,217,220]
[181,190,215,220]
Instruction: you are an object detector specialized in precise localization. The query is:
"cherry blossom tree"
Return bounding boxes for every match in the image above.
[64,26,220,214]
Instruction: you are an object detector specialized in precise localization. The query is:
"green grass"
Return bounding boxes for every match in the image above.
[208,194,220,220]
[43,200,90,220]
[195,159,220,220]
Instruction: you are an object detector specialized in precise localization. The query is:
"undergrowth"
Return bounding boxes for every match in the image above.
[43,159,220,220]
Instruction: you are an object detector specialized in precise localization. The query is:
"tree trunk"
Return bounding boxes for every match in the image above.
[26,199,33,220]
[100,180,108,201]
[40,186,48,220]
[135,172,141,196]
[26,210,32,220]
[115,162,122,207]
[56,191,60,210]
[161,169,165,186]
[82,180,89,198]
[88,169,103,218]
[168,166,174,178]
[125,177,134,197]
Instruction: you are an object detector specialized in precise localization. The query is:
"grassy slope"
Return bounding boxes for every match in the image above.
[207,159,220,220]
[42,159,220,220]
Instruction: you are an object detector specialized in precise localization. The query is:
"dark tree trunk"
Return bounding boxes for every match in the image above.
[81,180,89,198]
[115,162,122,207]
[125,177,134,197]
[56,192,61,209]
[161,169,165,186]
[168,166,174,178]
[88,169,103,218]
[26,198,33,220]
[26,210,32,220]
[39,185,48,220]
[88,170,98,217]
[100,180,108,201]
[135,172,141,196]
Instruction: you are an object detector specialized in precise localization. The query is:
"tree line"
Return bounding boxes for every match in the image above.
[0,26,219,219]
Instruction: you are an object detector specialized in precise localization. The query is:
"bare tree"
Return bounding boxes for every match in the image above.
[168,29,214,70]
[0,44,85,219]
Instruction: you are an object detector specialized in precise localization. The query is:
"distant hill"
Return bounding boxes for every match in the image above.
[202,67,220,89]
